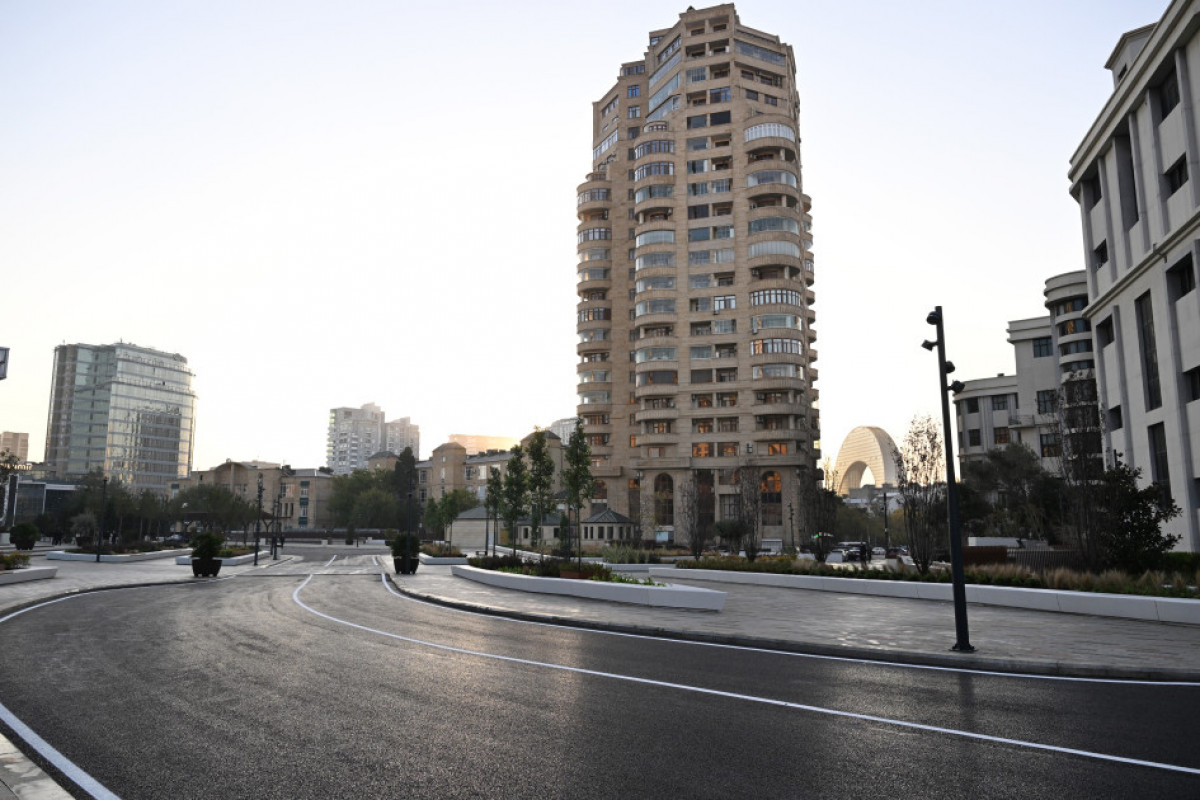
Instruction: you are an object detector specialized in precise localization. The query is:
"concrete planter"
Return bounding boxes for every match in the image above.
[451,564,725,611]
[418,554,469,566]
[48,549,190,563]
[173,551,263,567]
[655,568,1200,624]
[0,567,57,586]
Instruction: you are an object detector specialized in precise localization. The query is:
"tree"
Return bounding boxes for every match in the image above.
[678,473,710,559]
[960,444,1059,541]
[895,414,946,574]
[500,445,528,553]
[71,510,97,545]
[736,464,763,561]
[561,419,593,563]
[812,488,842,562]
[330,469,396,529]
[525,430,555,557]
[1093,461,1181,572]
[485,466,504,556]
[393,447,419,535]
[10,522,39,550]
[795,463,835,561]
[713,518,743,553]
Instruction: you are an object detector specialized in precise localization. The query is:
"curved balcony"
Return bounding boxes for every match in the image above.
[637,432,677,447]
[576,197,613,221]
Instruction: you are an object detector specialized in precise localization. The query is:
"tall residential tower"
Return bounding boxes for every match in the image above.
[576,5,819,543]
[44,342,195,492]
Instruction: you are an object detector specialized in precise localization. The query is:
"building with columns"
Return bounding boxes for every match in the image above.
[1069,0,1200,552]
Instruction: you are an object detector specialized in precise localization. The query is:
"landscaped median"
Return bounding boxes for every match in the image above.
[450,564,726,611]
[655,568,1200,624]
[48,548,190,563]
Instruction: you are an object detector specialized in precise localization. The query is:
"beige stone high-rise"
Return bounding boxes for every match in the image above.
[576,4,819,545]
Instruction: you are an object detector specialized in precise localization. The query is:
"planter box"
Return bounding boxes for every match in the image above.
[173,551,263,567]
[451,564,725,611]
[0,567,57,586]
[47,549,190,563]
[654,568,1200,624]
[418,554,469,565]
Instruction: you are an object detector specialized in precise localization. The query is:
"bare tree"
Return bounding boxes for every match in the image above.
[736,463,763,561]
[895,414,945,574]
[677,473,710,558]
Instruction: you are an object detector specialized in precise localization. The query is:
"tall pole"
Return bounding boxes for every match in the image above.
[926,306,974,653]
[254,473,263,566]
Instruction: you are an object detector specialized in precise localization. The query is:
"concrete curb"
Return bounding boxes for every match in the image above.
[388,578,1200,682]
[450,565,726,610]
[45,549,189,563]
[0,568,57,587]
[654,568,1200,625]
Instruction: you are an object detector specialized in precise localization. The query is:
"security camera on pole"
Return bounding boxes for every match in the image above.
[922,307,974,653]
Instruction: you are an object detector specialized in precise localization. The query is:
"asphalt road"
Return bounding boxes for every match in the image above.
[1,550,1198,799]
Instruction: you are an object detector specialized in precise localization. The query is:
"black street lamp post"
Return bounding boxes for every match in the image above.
[923,306,974,653]
[254,473,263,566]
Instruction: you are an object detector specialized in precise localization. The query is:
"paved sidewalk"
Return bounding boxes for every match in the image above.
[2,549,1199,798]
[393,565,1200,681]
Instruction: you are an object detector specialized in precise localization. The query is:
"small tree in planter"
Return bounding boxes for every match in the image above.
[10,522,40,551]
[390,531,420,575]
[190,531,224,577]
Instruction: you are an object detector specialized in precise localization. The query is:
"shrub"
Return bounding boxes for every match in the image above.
[190,532,224,560]
[601,545,661,564]
[388,532,420,558]
[421,543,463,557]
[0,552,31,570]
[468,554,523,570]
[10,523,39,550]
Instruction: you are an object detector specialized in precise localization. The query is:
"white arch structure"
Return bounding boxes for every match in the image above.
[832,426,899,495]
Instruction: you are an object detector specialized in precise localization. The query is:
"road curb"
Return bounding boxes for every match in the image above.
[387,577,1200,683]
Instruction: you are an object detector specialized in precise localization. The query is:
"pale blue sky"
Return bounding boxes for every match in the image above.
[0,0,1169,471]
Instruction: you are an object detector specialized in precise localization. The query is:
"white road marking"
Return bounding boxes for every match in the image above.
[292,575,1200,776]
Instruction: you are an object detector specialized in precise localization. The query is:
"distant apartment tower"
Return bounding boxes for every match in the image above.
[326,403,386,475]
[1,432,29,461]
[956,272,1096,471]
[385,417,420,458]
[1069,0,1200,551]
[575,4,818,541]
[44,343,195,492]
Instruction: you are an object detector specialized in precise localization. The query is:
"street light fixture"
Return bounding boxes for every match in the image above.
[924,306,975,653]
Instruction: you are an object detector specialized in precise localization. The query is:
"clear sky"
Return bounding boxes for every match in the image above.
[0,0,1169,473]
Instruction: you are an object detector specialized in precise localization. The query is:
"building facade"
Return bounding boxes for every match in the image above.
[44,343,195,493]
[956,272,1094,472]
[1069,0,1200,551]
[575,4,819,544]
[1,432,29,462]
[326,403,387,475]
[384,417,420,459]
[174,461,334,531]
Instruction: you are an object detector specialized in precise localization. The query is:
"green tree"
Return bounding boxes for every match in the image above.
[393,447,419,534]
[1093,462,1181,572]
[525,430,555,557]
[485,466,504,556]
[736,464,763,561]
[329,469,394,529]
[10,522,39,550]
[351,487,400,530]
[501,445,528,553]
[561,419,593,563]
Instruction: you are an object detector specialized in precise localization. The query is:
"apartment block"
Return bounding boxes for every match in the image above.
[326,403,421,475]
[174,461,333,531]
[575,4,818,544]
[44,343,195,493]
[0,432,29,462]
[1069,0,1200,551]
[956,272,1095,471]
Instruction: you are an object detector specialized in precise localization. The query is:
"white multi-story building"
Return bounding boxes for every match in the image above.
[1068,0,1200,552]
[956,272,1094,471]
[384,417,420,459]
